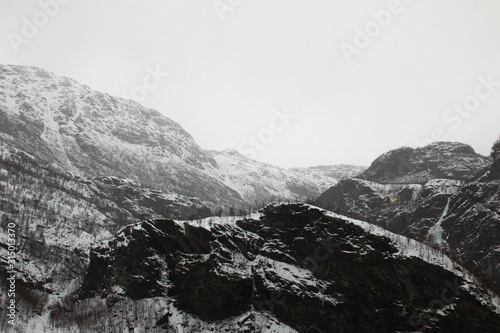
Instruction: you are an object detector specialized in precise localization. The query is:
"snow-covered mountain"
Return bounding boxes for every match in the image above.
[315,142,491,232]
[316,140,500,295]
[290,164,366,181]
[0,64,247,211]
[0,64,361,211]
[207,149,364,206]
[2,63,500,332]
[0,64,368,331]
[10,204,500,332]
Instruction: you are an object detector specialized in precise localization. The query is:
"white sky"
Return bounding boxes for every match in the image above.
[1,0,499,167]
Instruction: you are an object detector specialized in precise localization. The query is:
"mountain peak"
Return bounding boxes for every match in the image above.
[222,148,243,156]
[76,203,500,332]
[420,141,476,154]
[359,141,490,183]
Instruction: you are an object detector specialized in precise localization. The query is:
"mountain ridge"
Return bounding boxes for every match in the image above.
[0,64,362,212]
[358,141,491,184]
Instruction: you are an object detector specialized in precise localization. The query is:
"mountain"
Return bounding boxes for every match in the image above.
[207,149,365,206]
[359,142,491,183]
[315,142,490,230]
[0,64,247,211]
[0,64,363,330]
[0,64,361,212]
[482,137,500,181]
[315,140,500,294]
[2,63,499,331]
[436,139,500,292]
[9,204,500,332]
[290,164,366,181]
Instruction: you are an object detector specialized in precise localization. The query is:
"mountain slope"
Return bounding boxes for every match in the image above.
[316,140,500,295]
[0,64,362,211]
[437,140,500,293]
[207,149,364,206]
[18,204,500,332]
[0,140,212,324]
[0,64,246,210]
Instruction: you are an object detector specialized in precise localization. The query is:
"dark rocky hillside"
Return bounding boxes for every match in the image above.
[44,204,500,332]
[316,140,500,296]
[359,142,491,183]
[437,139,500,293]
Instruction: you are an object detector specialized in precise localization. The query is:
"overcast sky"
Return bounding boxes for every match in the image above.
[1,0,499,167]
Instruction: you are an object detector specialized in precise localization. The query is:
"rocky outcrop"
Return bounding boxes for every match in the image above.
[481,138,500,181]
[439,181,500,292]
[71,204,500,332]
[315,177,462,234]
[437,140,500,292]
[359,142,491,183]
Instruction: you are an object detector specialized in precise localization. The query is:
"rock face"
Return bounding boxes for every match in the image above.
[316,140,500,295]
[315,177,463,233]
[92,176,212,220]
[483,138,500,181]
[440,180,500,291]
[359,142,491,183]
[437,140,500,293]
[57,204,500,332]
[0,64,362,211]
[492,140,500,178]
